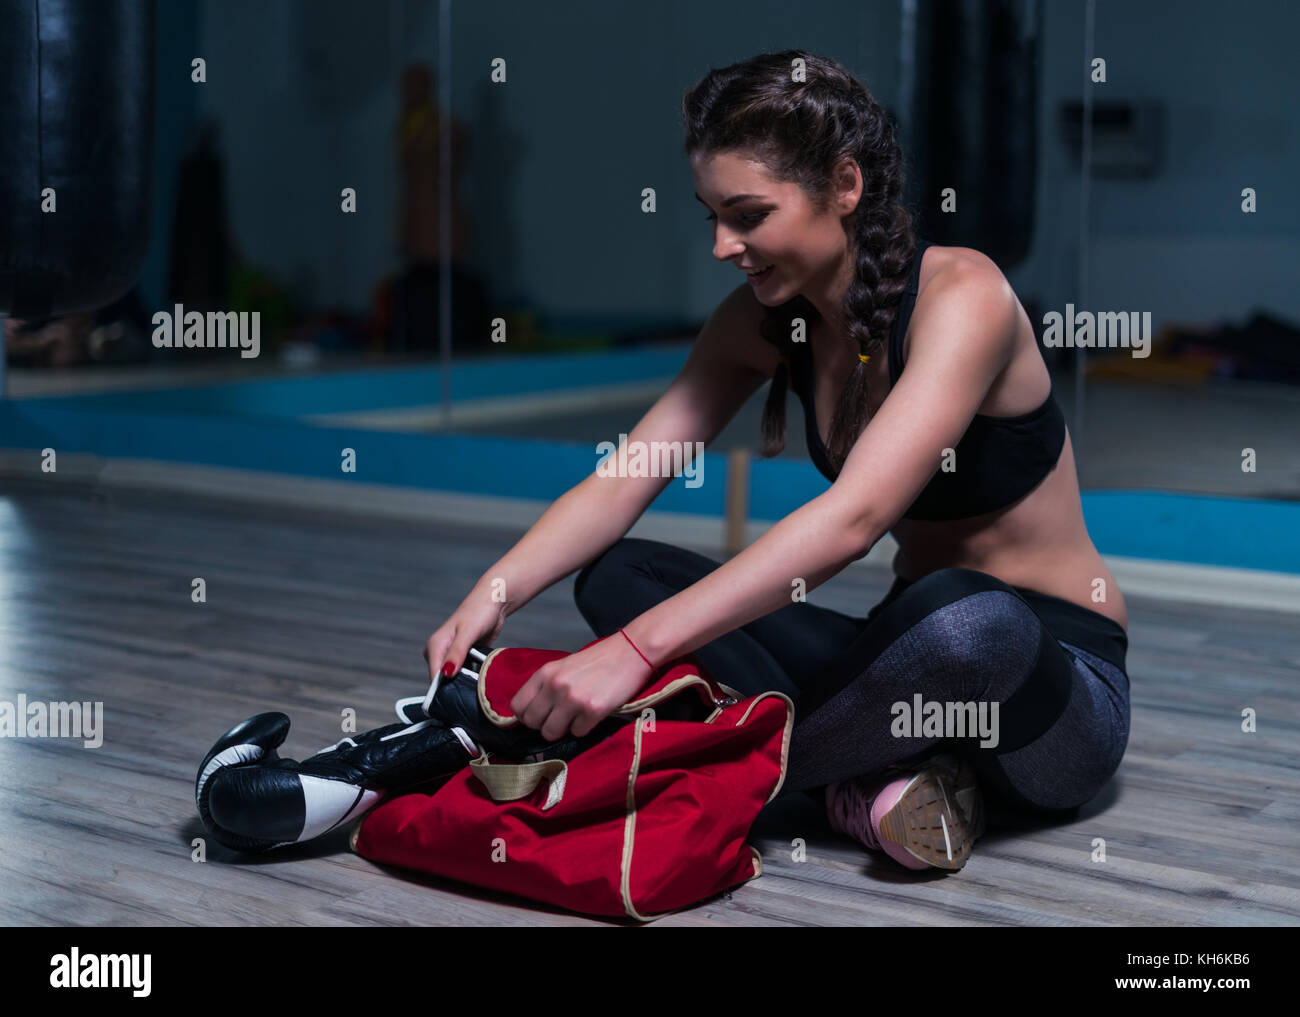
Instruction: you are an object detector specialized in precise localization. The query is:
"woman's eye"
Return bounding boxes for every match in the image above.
[704,212,768,226]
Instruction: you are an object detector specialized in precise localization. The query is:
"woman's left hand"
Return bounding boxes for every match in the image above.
[510,632,656,741]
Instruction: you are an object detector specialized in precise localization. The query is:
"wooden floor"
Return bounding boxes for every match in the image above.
[1,477,1297,926]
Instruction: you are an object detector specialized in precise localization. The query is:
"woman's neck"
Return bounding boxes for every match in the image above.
[802,245,858,336]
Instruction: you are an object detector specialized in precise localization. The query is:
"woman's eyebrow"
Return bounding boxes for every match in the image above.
[695,192,765,208]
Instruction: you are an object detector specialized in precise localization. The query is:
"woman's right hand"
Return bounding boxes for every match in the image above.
[423,591,507,688]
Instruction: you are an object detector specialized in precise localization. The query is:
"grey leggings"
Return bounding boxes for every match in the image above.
[573,537,1130,816]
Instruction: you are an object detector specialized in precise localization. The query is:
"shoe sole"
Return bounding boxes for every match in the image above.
[876,757,985,871]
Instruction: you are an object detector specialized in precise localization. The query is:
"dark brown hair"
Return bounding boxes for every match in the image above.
[682,50,915,472]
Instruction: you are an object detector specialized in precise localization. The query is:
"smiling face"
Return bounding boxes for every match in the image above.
[691,148,861,310]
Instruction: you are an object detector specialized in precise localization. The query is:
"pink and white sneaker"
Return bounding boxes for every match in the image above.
[825,753,986,871]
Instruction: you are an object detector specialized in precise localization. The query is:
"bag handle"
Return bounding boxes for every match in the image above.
[468,754,567,811]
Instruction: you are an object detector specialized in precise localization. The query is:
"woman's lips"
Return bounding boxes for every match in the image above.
[745,265,774,286]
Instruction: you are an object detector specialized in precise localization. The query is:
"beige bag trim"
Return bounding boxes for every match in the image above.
[730,691,795,804]
[619,690,794,921]
[475,646,517,728]
[618,674,741,713]
[468,752,568,811]
[468,649,792,919]
[476,649,740,729]
[619,712,667,922]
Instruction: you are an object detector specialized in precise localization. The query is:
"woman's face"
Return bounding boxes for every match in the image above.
[691,148,858,307]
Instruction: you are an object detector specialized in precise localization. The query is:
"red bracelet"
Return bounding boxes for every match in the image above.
[619,628,655,671]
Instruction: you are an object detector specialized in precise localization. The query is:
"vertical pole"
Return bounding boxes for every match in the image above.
[1075,0,1095,465]
[438,0,453,429]
[392,0,406,355]
[725,448,751,557]
[0,313,7,399]
[897,0,919,155]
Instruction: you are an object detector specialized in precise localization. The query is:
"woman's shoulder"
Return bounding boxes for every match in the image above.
[903,244,1020,365]
[917,244,1007,296]
[916,245,1012,311]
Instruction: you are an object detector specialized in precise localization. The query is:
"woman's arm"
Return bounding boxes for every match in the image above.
[621,260,1019,669]
[455,286,771,638]
[509,259,1021,740]
[621,491,876,669]
[463,469,651,619]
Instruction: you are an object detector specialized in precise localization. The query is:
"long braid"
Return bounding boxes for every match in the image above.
[683,51,916,469]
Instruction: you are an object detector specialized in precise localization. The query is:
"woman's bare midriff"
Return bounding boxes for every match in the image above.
[889,427,1128,633]
[742,244,1129,634]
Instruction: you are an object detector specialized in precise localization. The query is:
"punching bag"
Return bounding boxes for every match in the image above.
[0,0,157,319]
[903,0,1039,268]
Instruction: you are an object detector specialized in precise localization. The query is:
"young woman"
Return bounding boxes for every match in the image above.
[425,50,1130,873]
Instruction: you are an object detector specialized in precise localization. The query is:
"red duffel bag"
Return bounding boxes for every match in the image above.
[350,642,794,921]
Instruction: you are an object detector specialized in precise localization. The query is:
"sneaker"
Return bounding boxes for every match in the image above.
[825,752,985,871]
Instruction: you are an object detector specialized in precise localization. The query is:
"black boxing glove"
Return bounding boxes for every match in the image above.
[194,711,481,853]
[401,644,632,759]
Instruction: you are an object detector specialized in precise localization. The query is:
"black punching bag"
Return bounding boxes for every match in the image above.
[904,0,1039,268]
[0,0,156,318]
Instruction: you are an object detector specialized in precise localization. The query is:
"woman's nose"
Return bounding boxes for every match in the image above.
[712,226,743,262]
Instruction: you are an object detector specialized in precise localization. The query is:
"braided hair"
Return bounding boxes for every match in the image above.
[682,50,916,472]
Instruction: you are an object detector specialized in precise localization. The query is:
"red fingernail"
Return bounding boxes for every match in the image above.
[442,661,456,676]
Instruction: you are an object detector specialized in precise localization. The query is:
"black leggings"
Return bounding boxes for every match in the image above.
[573,537,1131,816]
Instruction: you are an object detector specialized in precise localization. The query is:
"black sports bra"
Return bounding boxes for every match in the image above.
[789,240,1067,522]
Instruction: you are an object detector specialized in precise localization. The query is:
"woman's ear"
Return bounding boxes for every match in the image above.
[833,156,863,214]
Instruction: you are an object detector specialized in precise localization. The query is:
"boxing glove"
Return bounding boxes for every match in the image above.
[194,711,482,853]
[398,644,636,757]
[195,645,637,853]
